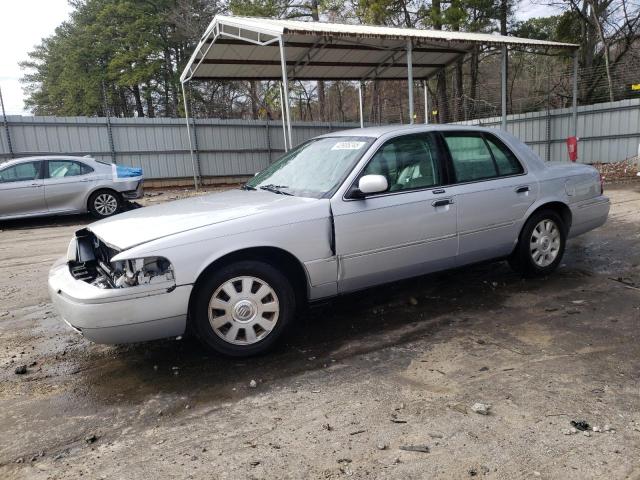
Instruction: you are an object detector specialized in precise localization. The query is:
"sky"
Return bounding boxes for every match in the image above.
[0,0,73,115]
[0,0,562,116]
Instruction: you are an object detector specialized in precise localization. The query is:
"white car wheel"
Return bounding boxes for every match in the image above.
[208,275,280,346]
[192,260,296,357]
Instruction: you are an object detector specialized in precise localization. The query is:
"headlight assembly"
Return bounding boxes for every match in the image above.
[110,257,174,288]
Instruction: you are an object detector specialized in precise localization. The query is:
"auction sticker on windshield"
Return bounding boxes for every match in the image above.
[331,141,367,150]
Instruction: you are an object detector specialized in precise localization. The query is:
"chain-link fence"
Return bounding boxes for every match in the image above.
[240,51,640,126]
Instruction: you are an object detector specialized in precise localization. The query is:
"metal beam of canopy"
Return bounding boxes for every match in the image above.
[180,16,579,189]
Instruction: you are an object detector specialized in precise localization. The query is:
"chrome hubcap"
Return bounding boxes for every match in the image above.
[233,300,256,322]
[530,219,561,267]
[208,276,279,345]
[94,193,117,216]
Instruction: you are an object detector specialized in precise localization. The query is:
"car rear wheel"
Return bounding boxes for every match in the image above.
[88,189,121,218]
[509,210,566,277]
[192,260,295,357]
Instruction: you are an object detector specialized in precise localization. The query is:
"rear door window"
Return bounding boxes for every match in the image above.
[443,132,524,183]
[48,160,88,178]
[444,134,497,182]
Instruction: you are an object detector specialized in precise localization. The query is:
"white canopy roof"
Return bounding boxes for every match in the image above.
[181,15,578,83]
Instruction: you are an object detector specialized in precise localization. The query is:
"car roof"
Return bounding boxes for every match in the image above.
[0,155,96,168]
[316,123,503,139]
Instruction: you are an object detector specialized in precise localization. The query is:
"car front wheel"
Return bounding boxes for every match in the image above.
[191,260,296,357]
[509,210,566,277]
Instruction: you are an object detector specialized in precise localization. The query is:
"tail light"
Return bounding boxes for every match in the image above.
[599,172,604,194]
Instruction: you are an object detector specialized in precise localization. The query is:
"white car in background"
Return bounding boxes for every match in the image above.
[0,156,143,220]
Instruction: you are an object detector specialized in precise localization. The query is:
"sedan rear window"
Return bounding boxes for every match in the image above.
[485,136,523,176]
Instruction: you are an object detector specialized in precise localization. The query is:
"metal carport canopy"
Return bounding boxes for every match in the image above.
[179,16,578,189]
[181,15,577,82]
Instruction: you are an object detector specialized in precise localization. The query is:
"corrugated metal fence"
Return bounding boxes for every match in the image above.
[1,99,638,180]
[456,98,640,164]
[0,116,359,180]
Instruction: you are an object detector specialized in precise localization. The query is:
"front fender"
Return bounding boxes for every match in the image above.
[115,216,334,288]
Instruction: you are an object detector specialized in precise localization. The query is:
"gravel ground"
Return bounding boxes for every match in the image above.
[0,184,639,479]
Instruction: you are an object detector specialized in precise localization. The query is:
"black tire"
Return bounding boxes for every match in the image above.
[508,209,566,277]
[88,189,121,218]
[191,260,296,357]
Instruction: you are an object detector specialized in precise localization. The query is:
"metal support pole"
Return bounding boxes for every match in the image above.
[278,81,288,152]
[572,49,579,139]
[423,80,429,125]
[358,81,364,128]
[279,37,293,149]
[0,84,15,158]
[265,121,272,162]
[407,39,414,124]
[545,66,551,162]
[501,45,507,131]
[191,115,201,180]
[181,81,199,191]
[101,81,116,163]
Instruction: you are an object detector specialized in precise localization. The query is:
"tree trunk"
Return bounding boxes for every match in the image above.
[249,81,259,119]
[119,87,129,117]
[451,7,463,123]
[163,47,173,115]
[317,81,326,121]
[336,83,345,122]
[588,1,615,102]
[369,80,377,123]
[145,84,155,118]
[170,47,180,117]
[436,72,448,123]
[453,59,463,122]
[132,85,144,117]
[469,45,479,118]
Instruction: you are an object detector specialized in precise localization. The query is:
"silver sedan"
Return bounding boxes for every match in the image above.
[49,125,609,357]
[0,156,143,220]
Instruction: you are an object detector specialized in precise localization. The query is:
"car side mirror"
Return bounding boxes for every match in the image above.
[357,174,388,196]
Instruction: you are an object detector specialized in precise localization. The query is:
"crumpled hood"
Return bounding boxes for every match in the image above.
[88,189,319,251]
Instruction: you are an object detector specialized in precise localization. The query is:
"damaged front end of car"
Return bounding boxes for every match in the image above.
[67,228,175,290]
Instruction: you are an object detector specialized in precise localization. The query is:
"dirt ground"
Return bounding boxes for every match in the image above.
[1,184,639,480]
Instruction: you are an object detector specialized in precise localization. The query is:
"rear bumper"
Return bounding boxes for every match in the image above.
[569,195,610,238]
[48,257,190,344]
[121,181,144,200]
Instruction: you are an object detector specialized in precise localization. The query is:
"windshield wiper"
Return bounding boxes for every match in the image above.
[241,184,256,191]
[259,184,293,196]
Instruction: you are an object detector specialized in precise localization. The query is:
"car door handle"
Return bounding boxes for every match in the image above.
[432,198,453,207]
[30,183,42,188]
[432,188,446,194]
[515,186,530,193]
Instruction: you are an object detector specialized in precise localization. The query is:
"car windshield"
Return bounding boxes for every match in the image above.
[245,136,374,198]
